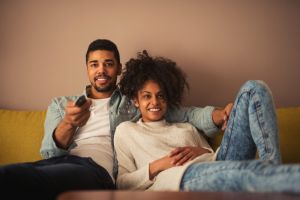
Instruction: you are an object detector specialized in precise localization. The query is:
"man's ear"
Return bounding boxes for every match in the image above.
[117,64,122,75]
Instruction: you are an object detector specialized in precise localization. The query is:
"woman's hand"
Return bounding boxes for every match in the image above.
[168,146,211,166]
[149,146,211,180]
[149,156,175,180]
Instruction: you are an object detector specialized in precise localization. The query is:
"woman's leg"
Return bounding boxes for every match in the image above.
[180,161,300,192]
[216,80,281,164]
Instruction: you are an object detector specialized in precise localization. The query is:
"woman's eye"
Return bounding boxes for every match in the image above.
[143,95,151,99]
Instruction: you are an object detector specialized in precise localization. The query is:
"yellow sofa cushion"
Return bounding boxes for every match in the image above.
[0,109,46,164]
[0,107,299,165]
[277,107,300,163]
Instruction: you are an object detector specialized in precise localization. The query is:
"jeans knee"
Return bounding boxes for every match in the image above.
[241,80,272,95]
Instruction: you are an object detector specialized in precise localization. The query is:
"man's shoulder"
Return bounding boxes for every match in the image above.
[51,95,80,104]
[47,95,81,111]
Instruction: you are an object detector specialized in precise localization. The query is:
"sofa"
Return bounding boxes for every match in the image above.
[0,107,299,165]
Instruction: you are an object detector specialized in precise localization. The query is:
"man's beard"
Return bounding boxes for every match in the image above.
[93,82,116,93]
[93,74,116,93]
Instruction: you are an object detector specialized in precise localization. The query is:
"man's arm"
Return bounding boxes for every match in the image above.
[40,98,68,159]
[40,97,91,158]
[165,106,218,138]
[211,103,233,131]
[53,100,91,149]
[165,103,233,138]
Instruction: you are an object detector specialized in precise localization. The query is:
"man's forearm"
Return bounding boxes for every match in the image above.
[53,120,77,149]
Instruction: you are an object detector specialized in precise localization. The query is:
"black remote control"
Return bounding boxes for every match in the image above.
[75,95,87,107]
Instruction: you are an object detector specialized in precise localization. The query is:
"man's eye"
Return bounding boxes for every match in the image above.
[90,63,97,68]
[104,62,114,67]
[158,94,165,99]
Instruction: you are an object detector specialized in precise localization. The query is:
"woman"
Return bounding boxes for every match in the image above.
[114,50,300,192]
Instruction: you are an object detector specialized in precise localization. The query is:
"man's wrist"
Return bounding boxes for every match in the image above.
[62,119,77,130]
[53,120,77,149]
[212,108,222,128]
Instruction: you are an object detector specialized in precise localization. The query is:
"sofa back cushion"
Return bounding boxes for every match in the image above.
[0,109,46,164]
[277,107,300,163]
[0,107,299,164]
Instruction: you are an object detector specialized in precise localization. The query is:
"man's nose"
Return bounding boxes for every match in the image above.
[97,63,106,73]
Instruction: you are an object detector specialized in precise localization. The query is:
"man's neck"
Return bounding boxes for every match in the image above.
[92,92,113,99]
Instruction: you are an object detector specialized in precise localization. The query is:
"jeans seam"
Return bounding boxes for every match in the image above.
[218,90,249,160]
[252,92,270,156]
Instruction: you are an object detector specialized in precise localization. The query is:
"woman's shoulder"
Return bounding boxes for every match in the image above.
[115,121,139,139]
[171,122,196,130]
[117,120,137,129]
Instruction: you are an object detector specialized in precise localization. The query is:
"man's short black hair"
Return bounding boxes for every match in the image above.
[86,39,120,64]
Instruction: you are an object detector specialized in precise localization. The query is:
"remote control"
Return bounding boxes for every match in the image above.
[75,95,87,107]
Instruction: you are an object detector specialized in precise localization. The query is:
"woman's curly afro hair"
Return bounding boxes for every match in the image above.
[119,50,189,108]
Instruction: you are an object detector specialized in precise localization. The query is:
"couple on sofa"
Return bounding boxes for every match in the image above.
[1,39,300,199]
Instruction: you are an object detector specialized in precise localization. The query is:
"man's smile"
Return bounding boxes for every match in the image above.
[95,75,111,84]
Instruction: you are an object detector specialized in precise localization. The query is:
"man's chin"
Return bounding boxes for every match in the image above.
[94,85,115,93]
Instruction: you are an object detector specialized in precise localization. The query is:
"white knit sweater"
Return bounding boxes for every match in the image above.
[114,119,217,191]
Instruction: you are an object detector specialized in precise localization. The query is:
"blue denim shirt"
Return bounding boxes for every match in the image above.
[40,86,219,178]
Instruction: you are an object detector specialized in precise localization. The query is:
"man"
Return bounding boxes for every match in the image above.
[0,39,228,199]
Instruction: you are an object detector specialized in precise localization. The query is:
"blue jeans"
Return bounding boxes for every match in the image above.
[0,155,115,199]
[216,80,281,163]
[181,160,300,192]
[180,80,299,192]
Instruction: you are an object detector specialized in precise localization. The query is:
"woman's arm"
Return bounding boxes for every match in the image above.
[114,125,154,190]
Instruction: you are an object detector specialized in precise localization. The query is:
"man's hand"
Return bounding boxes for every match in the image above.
[212,103,233,131]
[53,99,92,149]
[63,99,92,128]
[168,146,211,166]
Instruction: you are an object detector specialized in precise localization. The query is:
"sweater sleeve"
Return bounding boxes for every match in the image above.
[114,124,154,190]
[190,125,214,153]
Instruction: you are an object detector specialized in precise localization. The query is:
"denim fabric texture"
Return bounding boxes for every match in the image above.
[216,80,281,163]
[180,80,299,192]
[181,160,300,192]
[0,155,115,199]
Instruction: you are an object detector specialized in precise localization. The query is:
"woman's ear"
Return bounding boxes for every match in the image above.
[133,98,139,107]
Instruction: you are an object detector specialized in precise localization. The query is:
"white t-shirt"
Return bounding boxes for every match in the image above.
[74,98,111,140]
[69,97,114,180]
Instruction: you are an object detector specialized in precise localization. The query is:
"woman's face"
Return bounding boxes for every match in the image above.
[134,80,167,122]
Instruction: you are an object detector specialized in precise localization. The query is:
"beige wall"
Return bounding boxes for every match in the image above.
[0,0,299,110]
